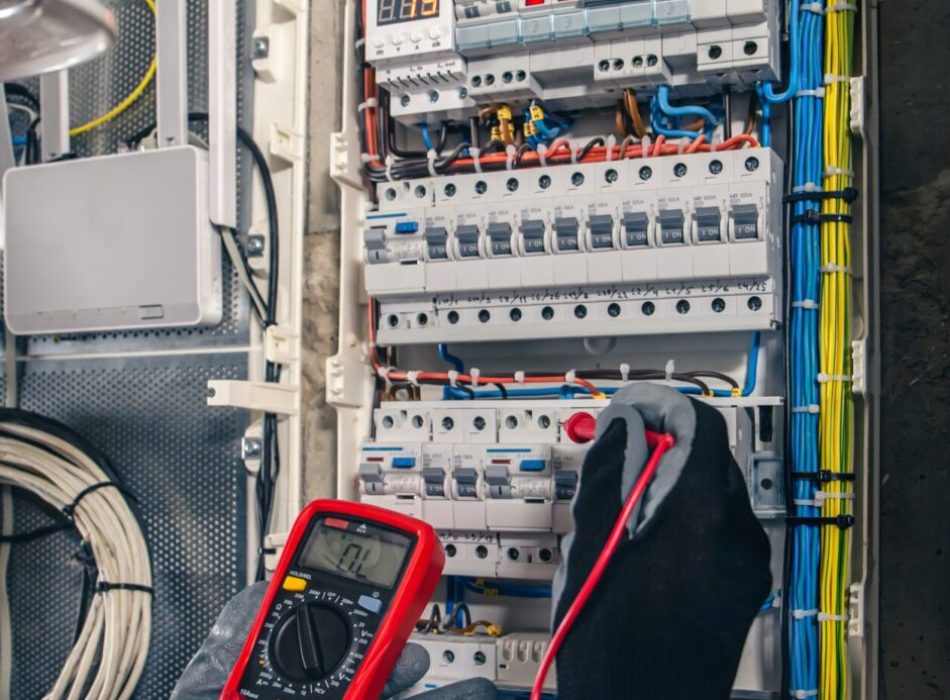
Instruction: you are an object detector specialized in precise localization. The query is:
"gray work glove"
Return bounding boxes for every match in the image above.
[171,582,497,700]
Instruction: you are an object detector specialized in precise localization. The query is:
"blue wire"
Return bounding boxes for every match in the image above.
[438,344,465,373]
[759,0,801,104]
[460,577,552,598]
[656,85,721,126]
[418,122,433,151]
[11,135,26,147]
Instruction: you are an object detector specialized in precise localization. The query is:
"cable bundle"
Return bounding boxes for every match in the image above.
[0,410,151,700]
[818,2,857,698]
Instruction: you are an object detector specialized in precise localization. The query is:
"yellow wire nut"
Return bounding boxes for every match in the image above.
[496,104,513,121]
[731,387,742,398]
[529,104,544,121]
[69,0,157,137]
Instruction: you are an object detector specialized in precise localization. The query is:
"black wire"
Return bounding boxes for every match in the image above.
[723,85,733,139]
[4,84,39,111]
[577,136,604,162]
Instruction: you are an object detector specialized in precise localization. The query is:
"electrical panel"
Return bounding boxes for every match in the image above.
[365,147,782,343]
[330,0,875,694]
[365,0,781,123]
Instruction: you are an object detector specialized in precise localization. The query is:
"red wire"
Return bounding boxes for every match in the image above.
[529,430,676,700]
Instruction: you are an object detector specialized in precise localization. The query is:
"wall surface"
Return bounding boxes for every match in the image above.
[878,0,950,696]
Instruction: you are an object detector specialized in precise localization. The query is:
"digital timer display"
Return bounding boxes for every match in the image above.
[298,518,411,588]
[377,0,439,26]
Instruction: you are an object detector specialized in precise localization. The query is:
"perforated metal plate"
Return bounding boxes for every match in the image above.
[6,356,249,699]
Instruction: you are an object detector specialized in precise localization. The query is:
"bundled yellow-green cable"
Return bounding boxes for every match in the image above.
[819,1,857,698]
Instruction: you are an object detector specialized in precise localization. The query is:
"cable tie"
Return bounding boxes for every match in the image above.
[537,144,548,168]
[791,299,820,310]
[605,135,616,161]
[825,73,850,84]
[565,369,577,384]
[791,608,819,620]
[786,514,856,529]
[406,371,421,386]
[619,363,630,382]
[818,213,854,224]
[665,359,675,383]
[817,372,853,383]
[505,144,516,171]
[815,490,855,502]
[791,404,821,414]
[795,87,825,98]
[426,149,438,177]
[377,366,392,379]
[62,481,134,519]
[827,1,857,11]
[820,263,853,275]
[570,145,578,164]
[784,186,859,205]
[792,469,856,483]
[792,182,822,194]
[356,97,378,113]
[354,37,366,50]
[791,690,819,699]
[800,1,824,13]
[818,612,850,622]
[361,153,379,164]
[640,136,651,159]
[385,154,396,182]
[95,582,154,595]
[514,370,526,384]
[469,368,481,387]
[448,370,459,387]
[793,498,821,508]
[825,166,854,178]
[471,147,483,173]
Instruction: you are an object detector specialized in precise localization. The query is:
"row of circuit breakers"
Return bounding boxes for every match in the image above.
[365,148,783,343]
[361,399,784,580]
[367,0,780,122]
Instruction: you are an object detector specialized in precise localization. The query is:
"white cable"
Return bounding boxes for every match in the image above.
[0,417,151,700]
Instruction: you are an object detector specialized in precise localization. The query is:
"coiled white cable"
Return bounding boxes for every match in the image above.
[0,414,151,700]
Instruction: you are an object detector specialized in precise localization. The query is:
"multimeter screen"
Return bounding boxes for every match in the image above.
[298,518,411,588]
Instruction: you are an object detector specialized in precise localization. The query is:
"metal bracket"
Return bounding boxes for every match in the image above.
[265,325,299,364]
[207,380,299,414]
[848,582,864,638]
[851,338,867,395]
[269,121,304,163]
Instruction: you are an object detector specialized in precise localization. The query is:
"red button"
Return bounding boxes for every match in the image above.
[564,412,597,444]
[324,517,350,530]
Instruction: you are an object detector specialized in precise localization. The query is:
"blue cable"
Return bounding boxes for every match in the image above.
[418,122,433,151]
[438,344,465,373]
[656,85,721,126]
[759,0,801,104]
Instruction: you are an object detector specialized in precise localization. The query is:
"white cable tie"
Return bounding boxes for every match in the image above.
[505,144,517,171]
[791,608,819,620]
[471,147,483,173]
[361,152,379,163]
[469,367,481,387]
[825,166,854,178]
[818,612,850,622]
[565,369,577,384]
[355,37,366,49]
[827,1,857,11]
[514,370,526,384]
[677,139,688,155]
[356,97,378,113]
[619,363,631,382]
[426,149,438,177]
[665,359,675,383]
[605,134,616,161]
[791,299,820,310]
[406,371,421,386]
[815,490,855,502]
[825,73,850,84]
[791,690,819,699]
[385,154,396,182]
[570,144,579,164]
[820,263,853,275]
[791,404,821,414]
[792,182,822,193]
[537,144,548,168]
[800,2,824,13]
[377,366,393,379]
[794,499,821,508]
[640,136,651,159]
[796,87,825,98]
[448,370,459,387]
[817,372,853,383]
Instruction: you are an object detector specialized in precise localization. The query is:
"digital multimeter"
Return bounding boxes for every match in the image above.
[222,500,444,700]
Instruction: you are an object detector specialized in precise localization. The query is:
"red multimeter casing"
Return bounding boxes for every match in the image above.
[221,499,444,700]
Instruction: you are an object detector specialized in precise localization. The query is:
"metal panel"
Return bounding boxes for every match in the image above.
[6,355,249,699]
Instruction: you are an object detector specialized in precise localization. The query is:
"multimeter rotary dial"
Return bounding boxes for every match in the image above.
[270,602,350,683]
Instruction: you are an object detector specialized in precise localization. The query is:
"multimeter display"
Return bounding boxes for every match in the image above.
[299,518,410,588]
[222,500,444,700]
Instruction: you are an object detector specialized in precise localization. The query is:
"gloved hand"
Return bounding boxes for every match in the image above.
[551,383,772,700]
[171,581,497,700]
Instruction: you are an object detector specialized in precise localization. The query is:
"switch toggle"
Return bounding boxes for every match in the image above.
[732,204,759,240]
[588,214,615,249]
[455,225,481,258]
[554,217,580,251]
[658,209,686,245]
[694,206,722,243]
[425,227,449,260]
[488,222,514,256]
[521,219,546,254]
[623,212,650,247]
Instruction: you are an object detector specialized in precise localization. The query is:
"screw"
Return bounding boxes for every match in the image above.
[442,417,455,430]
[709,159,723,175]
[471,75,482,88]
[506,177,519,192]
[415,185,427,198]
[639,166,652,181]
[571,172,585,186]
[416,313,428,326]
[712,297,726,313]
[485,74,495,85]
[385,187,397,201]
[445,544,457,557]
[502,71,513,83]
[632,55,644,67]
[447,310,460,324]
[516,70,527,81]
[539,548,553,562]
[443,651,455,663]
[507,548,520,561]
[542,306,555,320]
[605,168,619,183]
[428,90,439,104]
[538,415,551,429]
[476,544,488,558]
[473,416,486,431]
[478,309,491,323]
[444,183,457,197]
[509,307,522,322]
[598,59,610,72]
[608,302,621,317]
[252,37,269,59]
[745,156,760,172]
[641,301,656,316]
[458,86,469,99]
[242,437,262,460]
[539,174,552,189]
[387,314,399,327]
[400,94,410,107]
[708,45,722,60]
[743,41,758,56]
[475,180,487,194]
[647,54,658,67]
[246,234,265,257]
[613,58,624,70]
[474,651,487,665]
[574,304,587,319]
[674,162,688,177]
[748,296,762,311]
[506,415,519,429]
[382,415,395,428]
[676,299,691,314]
